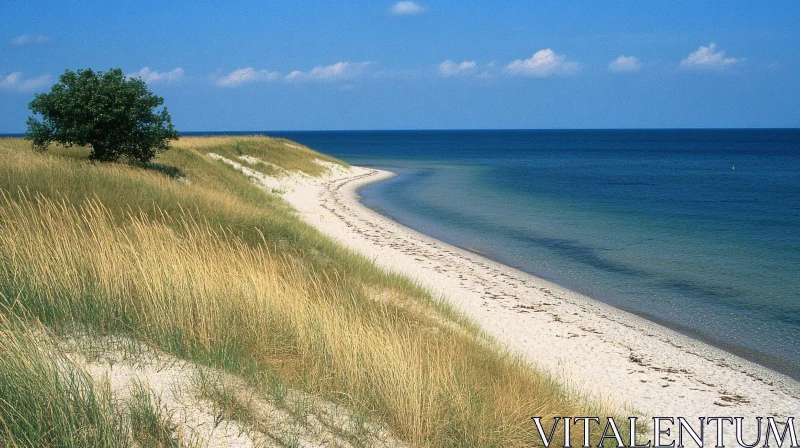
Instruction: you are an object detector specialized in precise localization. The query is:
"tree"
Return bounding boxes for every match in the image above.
[25,68,178,163]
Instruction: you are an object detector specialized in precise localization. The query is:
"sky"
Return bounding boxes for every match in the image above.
[1,1,799,132]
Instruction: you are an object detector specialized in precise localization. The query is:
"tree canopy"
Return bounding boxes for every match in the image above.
[26,68,178,163]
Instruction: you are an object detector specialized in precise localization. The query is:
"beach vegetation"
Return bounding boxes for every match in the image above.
[128,381,181,448]
[0,136,625,447]
[0,312,129,447]
[25,68,178,163]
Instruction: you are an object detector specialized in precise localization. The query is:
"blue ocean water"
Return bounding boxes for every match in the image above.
[229,130,800,378]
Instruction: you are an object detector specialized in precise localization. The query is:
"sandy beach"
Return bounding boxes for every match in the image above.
[217,153,800,420]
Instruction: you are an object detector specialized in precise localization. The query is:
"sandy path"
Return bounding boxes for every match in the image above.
[65,334,404,448]
[277,164,800,421]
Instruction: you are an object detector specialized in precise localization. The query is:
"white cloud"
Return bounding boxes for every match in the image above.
[505,49,580,77]
[608,55,641,73]
[439,60,477,76]
[127,67,184,84]
[679,43,741,71]
[390,1,427,16]
[0,72,51,92]
[10,34,51,46]
[285,62,371,82]
[215,67,279,87]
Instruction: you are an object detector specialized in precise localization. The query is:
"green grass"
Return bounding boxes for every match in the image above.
[191,370,256,430]
[0,310,128,447]
[129,381,180,448]
[0,136,626,447]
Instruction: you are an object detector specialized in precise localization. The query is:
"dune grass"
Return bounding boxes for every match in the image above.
[0,136,623,447]
[170,135,348,176]
[0,311,128,447]
[128,381,180,448]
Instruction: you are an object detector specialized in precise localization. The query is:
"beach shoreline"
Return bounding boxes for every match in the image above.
[279,163,799,419]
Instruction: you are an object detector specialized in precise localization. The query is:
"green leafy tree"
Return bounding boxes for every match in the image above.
[25,68,179,163]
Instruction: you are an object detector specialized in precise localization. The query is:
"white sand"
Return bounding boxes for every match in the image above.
[65,335,403,448]
[213,154,800,420]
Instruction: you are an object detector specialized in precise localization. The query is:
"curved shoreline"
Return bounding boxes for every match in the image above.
[282,164,799,419]
[356,178,800,381]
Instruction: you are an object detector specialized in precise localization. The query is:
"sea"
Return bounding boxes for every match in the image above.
[257,129,800,380]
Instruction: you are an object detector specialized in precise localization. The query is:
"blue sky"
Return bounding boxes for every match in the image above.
[1,1,798,131]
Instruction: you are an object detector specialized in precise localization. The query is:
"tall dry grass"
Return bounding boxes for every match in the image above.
[0,137,623,446]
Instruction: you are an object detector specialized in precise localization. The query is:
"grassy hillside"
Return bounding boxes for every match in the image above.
[0,136,621,447]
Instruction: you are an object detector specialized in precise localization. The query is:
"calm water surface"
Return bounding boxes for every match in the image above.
[202,130,800,378]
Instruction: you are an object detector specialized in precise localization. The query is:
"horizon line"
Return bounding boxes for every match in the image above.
[3,127,799,137]
[181,127,800,133]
